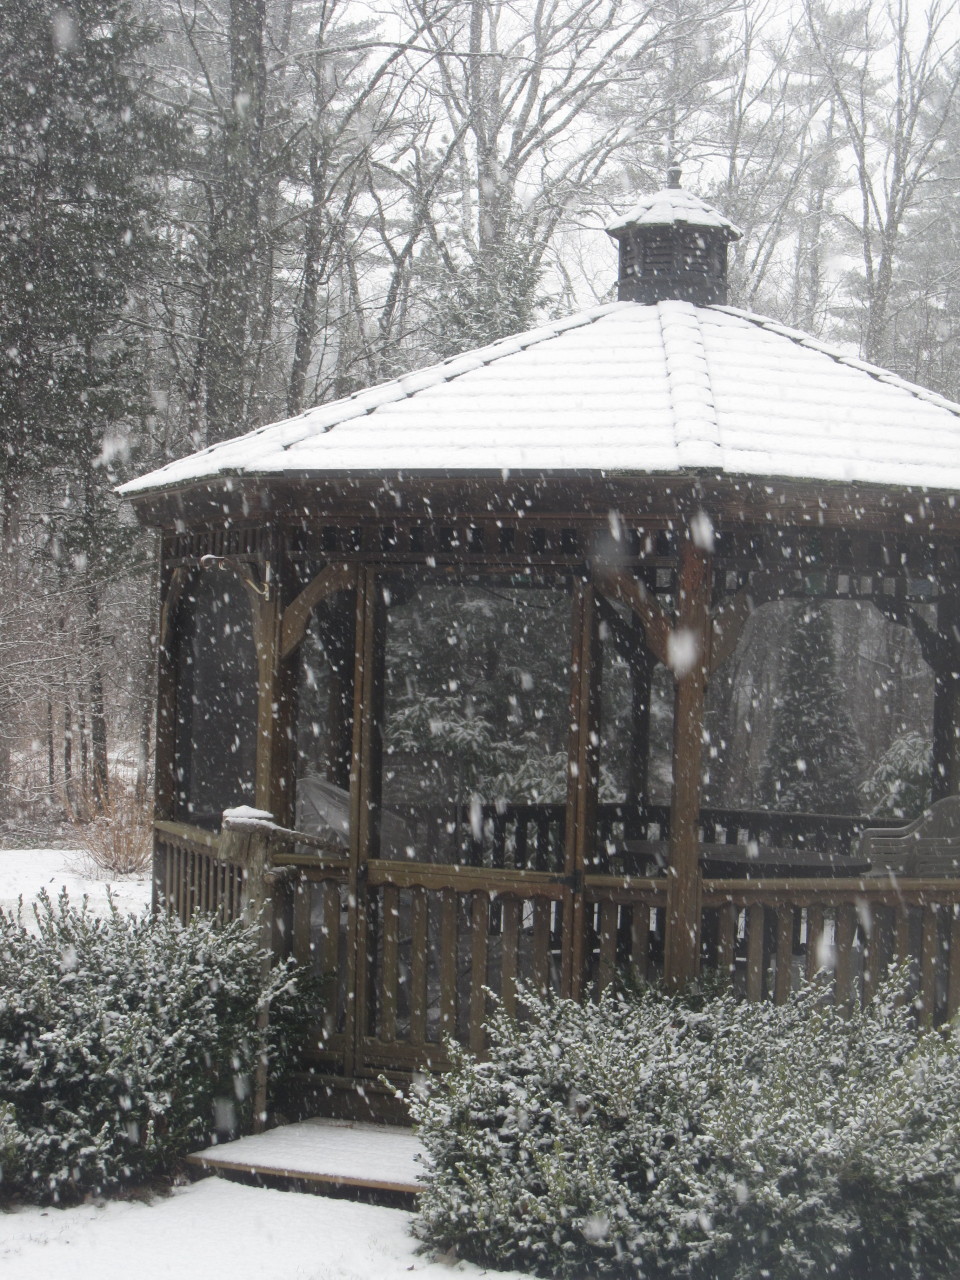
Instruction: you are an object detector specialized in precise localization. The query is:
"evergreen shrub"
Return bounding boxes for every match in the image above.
[413,977,960,1280]
[0,891,312,1203]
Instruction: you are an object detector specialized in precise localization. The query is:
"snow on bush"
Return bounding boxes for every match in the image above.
[0,890,313,1204]
[413,977,960,1280]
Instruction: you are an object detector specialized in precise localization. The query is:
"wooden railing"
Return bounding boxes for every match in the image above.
[700,877,960,1022]
[383,801,566,872]
[154,820,245,924]
[595,803,867,866]
[156,811,960,1083]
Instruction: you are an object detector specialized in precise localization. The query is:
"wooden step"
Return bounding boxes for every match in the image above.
[187,1117,425,1199]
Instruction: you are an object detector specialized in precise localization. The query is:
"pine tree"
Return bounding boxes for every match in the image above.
[0,0,175,810]
[759,601,862,813]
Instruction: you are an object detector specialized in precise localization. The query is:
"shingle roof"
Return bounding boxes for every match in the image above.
[119,299,960,497]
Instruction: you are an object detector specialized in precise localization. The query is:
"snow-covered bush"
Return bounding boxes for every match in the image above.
[414,977,960,1279]
[0,890,313,1204]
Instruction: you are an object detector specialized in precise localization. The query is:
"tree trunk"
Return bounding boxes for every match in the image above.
[204,0,267,443]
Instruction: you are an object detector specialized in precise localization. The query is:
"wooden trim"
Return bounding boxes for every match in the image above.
[703,877,960,905]
[565,580,599,1000]
[664,535,712,989]
[365,861,568,896]
[593,566,671,666]
[154,819,221,851]
[280,562,357,661]
[344,569,379,1076]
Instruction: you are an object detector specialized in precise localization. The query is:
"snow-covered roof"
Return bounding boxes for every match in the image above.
[606,187,742,240]
[120,299,960,498]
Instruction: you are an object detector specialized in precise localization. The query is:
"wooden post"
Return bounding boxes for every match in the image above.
[932,594,960,800]
[220,809,277,1134]
[663,534,712,990]
[562,580,599,1000]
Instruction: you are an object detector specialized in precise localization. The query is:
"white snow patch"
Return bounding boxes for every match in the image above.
[0,848,150,922]
[0,1178,528,1280]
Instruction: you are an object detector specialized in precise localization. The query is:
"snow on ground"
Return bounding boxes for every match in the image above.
[0,847,151,921]
[0,848,522,1280]
[0,1178,529,1280]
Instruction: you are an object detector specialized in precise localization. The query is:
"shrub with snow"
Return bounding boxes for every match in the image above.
[0,891,313,1204]
[413,977,960,1280]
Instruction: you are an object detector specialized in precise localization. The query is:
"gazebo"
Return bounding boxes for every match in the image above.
[121,176,960,1112]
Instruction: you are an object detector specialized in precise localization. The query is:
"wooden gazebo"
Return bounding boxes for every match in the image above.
[122,178,960,1112]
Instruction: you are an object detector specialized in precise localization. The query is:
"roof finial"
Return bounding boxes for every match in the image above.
[667,164,682,189]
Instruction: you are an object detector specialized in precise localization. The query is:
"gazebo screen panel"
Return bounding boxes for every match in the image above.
[376,572,573,867]
[594,600,674,866]
[172,573,257,828]
[294,589,357,850]
[703,598,934,832]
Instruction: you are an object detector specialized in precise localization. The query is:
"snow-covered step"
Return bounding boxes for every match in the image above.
[188,1118,426,1197]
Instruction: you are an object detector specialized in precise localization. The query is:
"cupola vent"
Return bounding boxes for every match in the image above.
[607,173,742,306]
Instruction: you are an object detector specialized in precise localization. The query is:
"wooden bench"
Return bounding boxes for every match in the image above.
[858,796,960,876]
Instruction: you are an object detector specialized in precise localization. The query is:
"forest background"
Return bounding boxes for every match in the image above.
[0,0,958,843]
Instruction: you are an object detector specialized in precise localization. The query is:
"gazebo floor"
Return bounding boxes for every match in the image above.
[187,1117,425,1201]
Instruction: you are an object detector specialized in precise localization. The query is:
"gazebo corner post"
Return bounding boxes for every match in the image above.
[932,592,960,800]
[663,531,713,991]
[220,810,277,1135]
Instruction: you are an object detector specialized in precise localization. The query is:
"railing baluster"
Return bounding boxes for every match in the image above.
[862,905,884,1006]
[774,906,793,1003]
[717,902,737,979]
[531,898,551,995]
[469,892,489,1056]
[501,897,520,1019]
[292,873,311,967]
[746,903,765,1000]
[381,885,400,1043]
[438,889,458,1039]
[920,905,939,1026]
[948,908,960,1020]
[631,903,650,982]
[409,887,428,1047]
[597,901,618,996]
[805,905,824,981]
[834,904,856,1014]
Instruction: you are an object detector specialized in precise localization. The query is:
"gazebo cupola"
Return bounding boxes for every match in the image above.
[607,167,742,305]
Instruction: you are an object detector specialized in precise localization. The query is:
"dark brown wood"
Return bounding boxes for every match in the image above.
[562,584,588,999]
[593,566,671,666]
[746,903,765,1000]
[932,595,960,800]
[948,909,960,1019]
[630,902,649,980]
[862,907,883,1006]
[805,906,824,981]
[345,569,380,1076]
[664,535,711,990]
[154,568,190,827]
[381,885,400,1043]
[280,561,358,660]
[409,887,428,1046]
[438,889,458,1037]
[469,891,489,1056]
[531,899,552,995]
[595,900,617,995]
[501,897,520,1019]
[834,904,856,1014]
[920,905,938,1025]
[774,907,793,1003]
[717,902,737,977]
